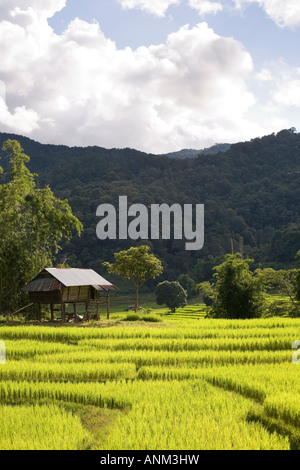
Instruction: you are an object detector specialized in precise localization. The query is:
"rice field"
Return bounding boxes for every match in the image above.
[0,304,299,450]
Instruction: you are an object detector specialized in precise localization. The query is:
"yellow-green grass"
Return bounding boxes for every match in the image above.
[0,308,300,450]
[0,404,90,450]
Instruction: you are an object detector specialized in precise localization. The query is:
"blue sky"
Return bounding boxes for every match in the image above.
[49,1,300,68]
[1,0,300,153]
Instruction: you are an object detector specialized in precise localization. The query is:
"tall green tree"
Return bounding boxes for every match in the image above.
[0,140,83,313]
[258,267,300,316]
[177,274,197,298]
[103,245,163,311]
[199,253,264,319]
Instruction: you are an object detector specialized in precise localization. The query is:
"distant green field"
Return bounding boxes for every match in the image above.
[46,292,204,321]
[0,303,299,450]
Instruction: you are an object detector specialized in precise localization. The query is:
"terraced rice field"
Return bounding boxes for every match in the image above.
[0,305,300,450]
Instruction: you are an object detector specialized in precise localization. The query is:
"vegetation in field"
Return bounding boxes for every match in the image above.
[0,310,300,450]
[0,404,90,450]
[199,253,300,319]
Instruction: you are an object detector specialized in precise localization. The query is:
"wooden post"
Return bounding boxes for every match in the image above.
[50,304,54,322]
[74,303,77,323]
[85,302,89,321]
[61,303,65,323]
[96,302,100,321]
[107,293,110,320]
[38,304,42,322]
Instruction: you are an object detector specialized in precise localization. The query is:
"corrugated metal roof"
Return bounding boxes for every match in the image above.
[22,268,117,292]
[45,268,116,288]
[22,278,61,293]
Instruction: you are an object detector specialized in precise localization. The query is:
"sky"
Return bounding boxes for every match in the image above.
[1,1,300,154]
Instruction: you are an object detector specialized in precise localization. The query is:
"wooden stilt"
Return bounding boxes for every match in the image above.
[107,293,110,320]
[38,304,42,322]
[50,304,54,322]
[96,302,100,321]
[61,303,65,323]
[85,302,89,321]
[74,303,77,323]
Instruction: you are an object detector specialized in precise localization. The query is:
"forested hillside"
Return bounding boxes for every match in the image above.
[1,129,300,290]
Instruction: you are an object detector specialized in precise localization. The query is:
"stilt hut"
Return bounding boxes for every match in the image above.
[22,268,117,322]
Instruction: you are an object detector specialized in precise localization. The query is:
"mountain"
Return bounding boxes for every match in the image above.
[0,129,300,289]
[164,143,231,159]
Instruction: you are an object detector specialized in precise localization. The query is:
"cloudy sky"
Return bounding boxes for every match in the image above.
[1,0,300,153]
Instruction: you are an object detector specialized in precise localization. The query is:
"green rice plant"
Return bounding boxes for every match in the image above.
[0,380,133,409]
[0,361,137,383]
[201,363,300,402]
[0,404,91,450]
[0,316,299,450]
[4,340,78,360]
[99,380,289,450]
[263,394,300,428]
[33,348,291,368]
[1,317,299,343]
[76,336,293,353]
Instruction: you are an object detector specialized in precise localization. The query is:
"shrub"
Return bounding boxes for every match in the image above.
[123,313,162,322]
[155,281,187,313]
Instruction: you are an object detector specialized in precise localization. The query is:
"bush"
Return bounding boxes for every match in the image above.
[123,313,141,322]
[141,314,162,322]
[155,281,187,313]
[264,300,292,317]
[123,313,162,322]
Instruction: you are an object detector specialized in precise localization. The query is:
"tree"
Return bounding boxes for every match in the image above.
[258,267,300,316]
[177,274,197,298]
[103,245,163,312]
[0,140,83,313]
[295,250,300,304]
[155,281,187,313]
[200,254,264,319]
[197,281,214,306]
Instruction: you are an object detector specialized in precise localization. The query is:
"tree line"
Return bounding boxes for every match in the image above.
[1,135,300,318]
[1,129,300,286]
[198,253,300,318]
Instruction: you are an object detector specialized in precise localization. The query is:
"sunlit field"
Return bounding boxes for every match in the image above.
[0,298,299,450]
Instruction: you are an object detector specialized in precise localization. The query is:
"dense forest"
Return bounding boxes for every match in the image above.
[0,128,300,293]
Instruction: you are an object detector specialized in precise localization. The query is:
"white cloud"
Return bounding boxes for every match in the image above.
[234,0,300,28]
[0,81,39,133]
[117,0,180,17]
[0,0,66,23]
[118,0,300,28]
[273,80,300,107]
[0,1,267,153]
[270,65,300,108]
[255,68,273,82]
[249,60,300,134]
[189,0,223,16]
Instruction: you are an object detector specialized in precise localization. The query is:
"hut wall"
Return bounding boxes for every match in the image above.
[28,291,62,304]
[62,286,90,303]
